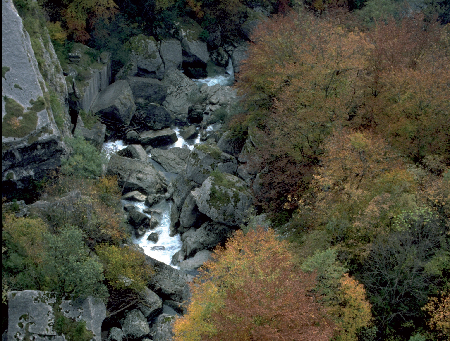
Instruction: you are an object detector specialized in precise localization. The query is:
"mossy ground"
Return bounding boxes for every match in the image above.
[2,96,45,138]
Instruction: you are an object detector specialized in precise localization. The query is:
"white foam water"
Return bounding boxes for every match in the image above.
[102,68,232,267]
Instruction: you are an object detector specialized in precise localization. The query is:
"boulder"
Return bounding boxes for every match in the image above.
[91,80,136,128]
[145,256,190,303]
[139,128,178,148]
[137,287,163,319]
[147,232,159,243]
[131,104,173,132]
[126,77,167,105]
[169,174,197,235]
[180,222,232,259]
[231,43,248,74]
[106,154,167,195]
[162,68,202,122]
[149,314,176,341]
[128,209,150,228]
[160,39,183,71]
[121,309,150,339]
[192,173,253,227]
[179,125,198,140]
[217,130,244,157]
[187,104,204,124]
[150,147,190,174]
[179,192,206,230]
[122,190,147,202]
[124,34,165,79]
[74,118,106,150]
[185,143,238,185]
[178,250,213,272]
[175,17,209,79]
[108,327,124,341]
[7,291,105,341]
[117,144,148,161]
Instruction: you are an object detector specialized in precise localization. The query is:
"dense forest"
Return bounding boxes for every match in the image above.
[2,0,449,340]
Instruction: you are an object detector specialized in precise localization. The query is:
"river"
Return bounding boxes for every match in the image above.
[102,62,234,266]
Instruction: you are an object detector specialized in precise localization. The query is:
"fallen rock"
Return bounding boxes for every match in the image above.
[121,309,150,339]
[139,128,178,148]
[192,173,253,227]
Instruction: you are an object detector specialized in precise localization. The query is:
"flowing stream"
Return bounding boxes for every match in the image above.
[102,61,234,267]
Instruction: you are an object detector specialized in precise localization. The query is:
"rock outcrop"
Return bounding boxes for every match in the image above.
[7,290,105,341]
[2,0,67,197]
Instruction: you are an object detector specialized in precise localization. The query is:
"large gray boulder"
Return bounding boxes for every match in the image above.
[145,256,190,303]
[117,144,148,161]
[7,291,105,341]
[2,0,67,194]
[185,143,238,185]
[169,174,197,235]
[149,314,176,341]
[91,80,136,127]
[139,128,177,148]
[162,68,202,122]
[178,192,206,233]
[124,34,165,79]
[231,43,248,74]
[74,117,106,150]
[192,173,253,226]
[126,77,168,105]
[137,287,163,319]
[106,154,167,195]
[131,104,173,132]
[178,250,213,272]
[180,221,232,259]
[150,147,190,174]
[121,309,150,339]
[175,17,209,78]
[160,39,183,71]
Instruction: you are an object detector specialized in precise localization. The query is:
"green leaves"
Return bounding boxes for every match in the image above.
[42,225,108,300]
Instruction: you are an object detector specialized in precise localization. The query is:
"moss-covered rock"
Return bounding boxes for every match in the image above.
[192,172,253,227]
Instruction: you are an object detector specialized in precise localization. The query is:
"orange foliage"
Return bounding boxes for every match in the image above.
[173,227,336,341]
[423,290,450,340]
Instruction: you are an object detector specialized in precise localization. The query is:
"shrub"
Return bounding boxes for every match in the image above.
[42,225,108,300]
[95,244,154,293]
[61,136,106,178]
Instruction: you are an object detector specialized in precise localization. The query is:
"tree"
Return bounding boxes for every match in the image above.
[423,290,450,340]
[39,0,118,42]
[361,15,450,163]
[42,225,108,300]
[359,207,449,339]
[173,227,336,340]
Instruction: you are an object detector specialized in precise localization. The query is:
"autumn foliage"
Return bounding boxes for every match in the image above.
[173,227,336,340]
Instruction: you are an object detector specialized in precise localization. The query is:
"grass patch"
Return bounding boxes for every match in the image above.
[78,110,100,130]
[2,96,42,138]
[54,307,94,341]
[2,66,10,79]
[195,143,222,160]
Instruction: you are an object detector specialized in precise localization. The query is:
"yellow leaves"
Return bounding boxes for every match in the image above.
[95,244,154,292]
[423,290,450,339]
[2,214,47,264]
[332,274,372,341]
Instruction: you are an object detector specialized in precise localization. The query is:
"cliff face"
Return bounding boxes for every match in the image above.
[2,0,68,199]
